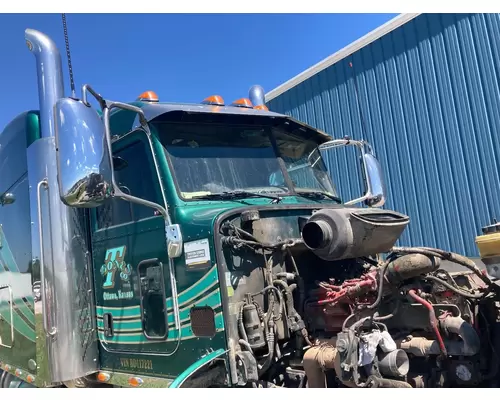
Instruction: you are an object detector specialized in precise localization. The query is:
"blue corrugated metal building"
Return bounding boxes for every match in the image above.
[266,13,500,258]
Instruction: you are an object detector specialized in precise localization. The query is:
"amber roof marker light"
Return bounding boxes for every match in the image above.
[136,91,159,102]
[231,98,253,108]
[201,95,225,106]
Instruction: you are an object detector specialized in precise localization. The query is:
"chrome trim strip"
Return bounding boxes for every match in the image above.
[36,179,55,337]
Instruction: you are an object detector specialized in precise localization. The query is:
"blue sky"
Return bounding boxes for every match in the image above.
[0,13,397,131]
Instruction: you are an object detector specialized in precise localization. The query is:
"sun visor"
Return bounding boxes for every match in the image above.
[118,102,331,146]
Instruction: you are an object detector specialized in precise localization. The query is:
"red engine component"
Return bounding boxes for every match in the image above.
[303,254,489,340]
[303,269,379,334]
[304,299,351,334]
[316,268,379,305]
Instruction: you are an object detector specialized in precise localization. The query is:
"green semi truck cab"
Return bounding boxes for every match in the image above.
[0,28,384,388]
[0,28,497,389]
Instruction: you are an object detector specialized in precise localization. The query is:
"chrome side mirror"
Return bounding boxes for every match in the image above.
[318,138,386,207]
[362,152,386,207]
[54,84,184,258]
[54,97,114,207]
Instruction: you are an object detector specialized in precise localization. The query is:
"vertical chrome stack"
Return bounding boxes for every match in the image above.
[25,29,99,384]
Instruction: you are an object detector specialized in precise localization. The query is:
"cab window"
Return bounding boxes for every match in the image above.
[95,138,161,229]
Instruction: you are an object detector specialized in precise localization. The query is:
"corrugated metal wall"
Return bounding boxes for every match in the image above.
[267,13,500,257]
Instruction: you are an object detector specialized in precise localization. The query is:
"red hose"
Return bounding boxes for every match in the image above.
[408,289,448,357]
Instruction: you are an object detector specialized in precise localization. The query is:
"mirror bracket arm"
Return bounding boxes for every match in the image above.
[344,194,369,206]
[117,192,168,221]
[82,84,106,110]
[318,138,386,208]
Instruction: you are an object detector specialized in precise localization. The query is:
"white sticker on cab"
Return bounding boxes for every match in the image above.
[184,238,211,268]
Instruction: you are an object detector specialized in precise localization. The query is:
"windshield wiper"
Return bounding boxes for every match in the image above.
[295,190,342,203]
[192,190,283,203]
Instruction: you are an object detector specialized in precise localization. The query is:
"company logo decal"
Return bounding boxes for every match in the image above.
[100,246,134,301]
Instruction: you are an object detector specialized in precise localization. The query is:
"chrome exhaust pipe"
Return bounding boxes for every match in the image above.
[25,29,65,138]
[25,28,99,383]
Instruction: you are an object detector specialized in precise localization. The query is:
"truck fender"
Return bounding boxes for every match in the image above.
[170,348,228,388]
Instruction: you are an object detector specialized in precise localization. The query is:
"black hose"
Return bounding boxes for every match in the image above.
[234,225,258,240]
[273,280,294,316]
[239,339,253,353]
[252,285,284,319]
[286,248,300,275]
[273,279,311,345]
[392,246,492,286]
[258,326,275,376]
[296,276,306,314]
[282,249,306,314]
[342,312,360,330]
[374,299,401,321]
[265,291,276,328]
[343,315,372,331]
[423,275,484,299]
[223,236,302,251]
[238,303,249,343]
[366,261,390,310]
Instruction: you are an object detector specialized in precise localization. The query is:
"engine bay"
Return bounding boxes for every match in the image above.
[218,205,500,388]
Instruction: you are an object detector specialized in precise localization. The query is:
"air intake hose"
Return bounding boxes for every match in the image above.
[301,208,409,261]
[398,316,480,357]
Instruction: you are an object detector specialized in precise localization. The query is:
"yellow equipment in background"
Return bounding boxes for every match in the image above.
[476,219,500,280]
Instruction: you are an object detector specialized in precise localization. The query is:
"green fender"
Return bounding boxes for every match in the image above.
[170,349,228,388]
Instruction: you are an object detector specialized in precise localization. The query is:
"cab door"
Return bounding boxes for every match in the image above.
[91,131,177,368]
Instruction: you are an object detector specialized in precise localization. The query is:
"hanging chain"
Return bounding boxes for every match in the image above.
[61,13,76,97]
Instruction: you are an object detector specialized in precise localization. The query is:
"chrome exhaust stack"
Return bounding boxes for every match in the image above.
[25,29,65,138]
[25,28,99,384]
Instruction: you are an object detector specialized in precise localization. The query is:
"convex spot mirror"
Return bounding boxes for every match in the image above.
[0,193,15,206]
[318,138,386,208]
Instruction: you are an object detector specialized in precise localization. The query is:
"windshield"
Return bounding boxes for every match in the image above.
[155,119,338,200]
